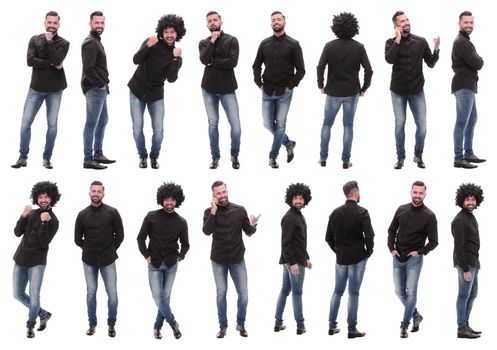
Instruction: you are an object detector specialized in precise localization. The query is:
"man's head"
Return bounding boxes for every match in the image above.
[271,11,286,34]
[45,11,60,34]
[343,181,360,202]
[331,12,359,40]
[392,11,410,35]
[206,11,222,32]
[31,181,61,209]
[455,183,483,211]
[458,11,474,35]
[89,180,105,207]
[410,180,426,207]
[89,11,105,35]
[156,14,186,46]
[212,180,229,206]
[156,182,185,213]
[285,183,312,209]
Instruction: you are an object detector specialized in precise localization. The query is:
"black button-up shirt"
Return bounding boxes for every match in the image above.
[452,209,480,272]
[280,207,309,266]
[451,31,484,93]
[81,31,109,94]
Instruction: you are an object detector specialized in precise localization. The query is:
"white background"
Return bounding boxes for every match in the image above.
[0,0,494,349]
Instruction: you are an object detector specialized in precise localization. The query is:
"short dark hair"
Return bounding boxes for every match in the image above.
[331,12,359,40]
[90,180,105,191]
[156,14,186,42]
[459,11,473,20]
[90,11,104,20]
[206,11,221,19]
[392,11,404,24]
[455,183,483,208]
[31,181,61,207]
[412,180,426,190]
[46,11,59,19]
[285,183,312,207]
[343,181,359,197]
[156,182,185,207]
[271,11,285,19]
[211,180,226,191]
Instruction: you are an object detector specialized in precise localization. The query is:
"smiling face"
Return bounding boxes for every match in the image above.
[410,185,426,207]
[44,15,60,33]
[463,196,477,212]
[395,13,410,34]
[459,15,474,35]
[37,193,52,210]
[163,27,177,46]
[163,197,177,213]
[292,195,304,210]
[90,15,105,35]
[271,13,286,33]
[89,184,105,206]
[212,184,229,206]
[207,13,222,32]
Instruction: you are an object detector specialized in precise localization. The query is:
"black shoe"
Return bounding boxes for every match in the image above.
[319,160,326,167]
[411,316,423,332]
[296,327,306,335]
[287,141,296,163]
[86,325,96,336]
[457,329,480,339]
[37,312,51,331]
[413,155,425,168]
[269,158,279,169]
[348,328,365,338]
[154,328,162,339]
[151,158,159,169]
[464,154,486,163]
[236,324,248,337]
[11,157,27,168]
[454,159,477,169]
[216,327,226,338]
[139,158,147,168]
[400,327,408,338]
[172,323,181,339]
[108,325,116,337]
[466,326,482,335]
[26,327,35,338]
[274,324,286,332]
[231,156,240,169]
[94,155,116,164]
[43,159,53,169]
[394,159,404,169]
[342,161,352,169]
[83,160,107,169]
[209,159,219,169]
[328,327,340,335]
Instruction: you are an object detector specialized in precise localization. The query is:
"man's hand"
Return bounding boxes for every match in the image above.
[250,214,261,226]
[147,35,159,48]
[210,31,221,43]
[22,205,32,218]
[173,47,182,58]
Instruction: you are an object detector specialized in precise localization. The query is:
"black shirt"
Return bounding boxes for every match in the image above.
[388,202,438,261]
[75,203,124,267]
[203,202,256,264]
[252,33,305,96]
[13,208,59,267]
[280,207,309,266]
[137,209,189,268]
[451,31,484,93]
[385,34,439,96]
[199,31,239,94]
[27,33,69,92]
[81,31,109,94]
[452,209,480,272]
[325,200,374,265]
[317,39,373,97]
[128,39,182,102]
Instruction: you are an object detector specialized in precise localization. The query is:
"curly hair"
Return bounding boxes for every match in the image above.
[331,12,359,40]
[156,182,185,208]
[156,14,186,42]
[31,181,61,207]
[285,183,312,207]
[455,183,484,208]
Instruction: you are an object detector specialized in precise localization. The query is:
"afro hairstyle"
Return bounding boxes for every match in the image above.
[30,181,61,207]
[285,183,312,207]
[331,12,359,40]
[156,182,185,208]
[156,14,186,42]
[455,183,484,208]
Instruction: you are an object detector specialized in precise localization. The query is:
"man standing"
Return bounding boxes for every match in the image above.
[325,181,374,338]
[452,11,485,169]
[388,181,438,338]
[199,11,241,170]
[317,12,373,169]
[253,11,305,169]
[81,11,115,170]
[75,181,124,337]
[11,11,69,170]
[137,182,190,340]
[385,11,440,169]
[13,181,60,338]
[202,181,260,338]
[128,14,185,170]
[274,183,312,335]
[452,183,483,338]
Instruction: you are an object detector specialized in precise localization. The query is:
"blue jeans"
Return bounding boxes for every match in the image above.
[456,265,478,332]
[19,88,62,159]
[13,264,49,328]
[83,88,109,161]
[392,256,423,328]
[262,90,294,159]
[148,262,178,330]
[129,91,164,159]
[202,89,241,159]
[391,90,426,159]
[320,94,359,162]
[275,263,305,329]
[453,89,477,161]
[211,259,248,328]
[328,259,367,330]
[83,262,118,326]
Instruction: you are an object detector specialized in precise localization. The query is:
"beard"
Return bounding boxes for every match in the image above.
[209,25,221,32]
[272,24,285,33]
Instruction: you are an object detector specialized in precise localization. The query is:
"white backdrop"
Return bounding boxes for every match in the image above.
[0,0,494,349]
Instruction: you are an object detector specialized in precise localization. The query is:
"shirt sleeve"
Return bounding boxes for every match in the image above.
[385,38,399,64]
[360,45,373,92]
[362,210,375,257]
[454,39,484,70]
[74,212,85,248]
[419,213,438,255]
[289,41,305,89]
[316,44,328,89]
[325,212,336,252]
[252,42,264,88]
[136,214,151,258]
[27,36,51,68]
[210,37,239,69]
[178,220,190,259]
[281,215,296,265]
[202,208,216,235]
[452,216,469,271]
[387,209,400,252]
[113,209,125,249]
[423,38,439,68]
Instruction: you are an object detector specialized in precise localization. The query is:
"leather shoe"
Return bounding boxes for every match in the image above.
[11,157,27,168]
[319,160,326,167]
[153,328,162,339]
[342,161,352,169]
[86,325,96,336]
[464,154,486,163]
[457,329,480,339]
[454,159,477,169]
[151,158,159,169]
[413,155,425,168]
[411,316,423,332]
[274,324,286,332]
[296,327,306,335]
[236,324,248,337]
[269,158,279,169]
[94,155,116,164]
[84,160,107,169]
[287,141,296,163]
[400,327,408,338]
[43,159,53,169]
[172,323,181,339]
[466,326,482,335]
[394,159,404,169]
[108,325,116,337]
[26,327,35,338]
[37,312,51,331]
[348,328,365,338]
[216,327,227,338]
[139,158,147,168]
[209,159,219,169]
[328,327,340,335]
[231,156,240,169]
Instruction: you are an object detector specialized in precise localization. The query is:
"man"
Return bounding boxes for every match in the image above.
[128,14,185,170]
[199,11,241,170]
[452,11,485,169]
[75,181,124,337]
[11,11,69,170]
[13,181,60,338]
[452,183,483,338]
[202,181,260,338]
[385,11,440,169]
[81,11,115,170]
[317,12,373,169]
[137,182,189,339]
[253,11,305,169]
[325,181,374,338]
[274,183,312,335]
[388,181,438,338]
